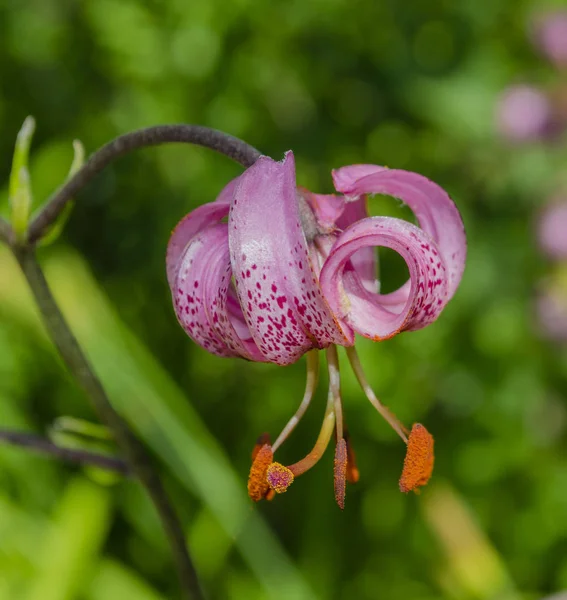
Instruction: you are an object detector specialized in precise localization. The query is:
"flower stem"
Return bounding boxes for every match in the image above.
[0,216,15,246]
[12,246,205,600]
[27,124,262,244]
[0,123,261,598]
[0,429,130,475]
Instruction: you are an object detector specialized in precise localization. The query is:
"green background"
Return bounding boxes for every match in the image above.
[1,0,567,598]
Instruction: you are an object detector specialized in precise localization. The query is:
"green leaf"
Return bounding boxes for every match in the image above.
[24,477,112,600]
[68,139,85,178]
[51,415,113,442]
[0,244,318,600]
[9,116,36,240]
[38,140,85,246]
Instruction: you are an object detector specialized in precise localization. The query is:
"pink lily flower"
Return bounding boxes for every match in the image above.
[537,198,567,260]
[533,10,567,69]
[536,281,567,342]
[495,84,553,142]
[167,151,466,507]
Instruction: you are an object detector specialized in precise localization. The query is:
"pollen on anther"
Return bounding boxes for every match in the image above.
[399,423,434,493]
[334,438,348,510]
[266,462,294,494]
[248,443,273,502]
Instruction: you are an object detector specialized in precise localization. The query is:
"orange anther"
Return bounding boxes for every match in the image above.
[248,443,273,502]
[344,431,360,484]
[334,438,347,510]
[251,432,271,460]
[399,423,434,493]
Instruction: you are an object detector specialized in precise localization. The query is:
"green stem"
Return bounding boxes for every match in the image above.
[0,429,130,475]
[27,124,261,243]
[0,216,15,246]
[13,246,205,600]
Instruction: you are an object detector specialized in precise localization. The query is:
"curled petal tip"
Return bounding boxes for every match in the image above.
[166,178,236,289]
[399,423,435,493]
[330,166,466,302]
[248,443,273,502]
[266,462,294,494]
[332,164,389,196]
[320,218,449,340]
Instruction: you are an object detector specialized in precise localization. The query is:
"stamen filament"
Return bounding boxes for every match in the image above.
[287,387,336,477]
[326,345,343,441]
[345,346,409,443]
[272,350,319,452]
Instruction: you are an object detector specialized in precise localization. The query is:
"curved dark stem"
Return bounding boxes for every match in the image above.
[3,123,258,597]
[13,246,205,600]
[27,124,262,243]
[0,429,130,475]
[0,216,14,246]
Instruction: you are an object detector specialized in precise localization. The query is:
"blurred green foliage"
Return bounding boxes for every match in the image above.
[1,0,567,599]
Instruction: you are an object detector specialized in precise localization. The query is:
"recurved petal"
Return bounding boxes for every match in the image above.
[319,217,448,339]
[166,177,238,289]
[332,165,465,300]
[208,234,266,362]
[300,189,345,232]
[172,223,262,359]
[300,190,377,292]
[335,197,378,293]
[229,152,351,365]
[332,165,389,193]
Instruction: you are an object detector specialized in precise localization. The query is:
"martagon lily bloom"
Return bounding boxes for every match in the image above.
[533,10,567,69]
[167,151,466,508]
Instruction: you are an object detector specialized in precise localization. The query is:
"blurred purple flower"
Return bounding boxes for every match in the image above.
[496,84,553,141]
[167,152,466,505]
[536,280,567,342]
[537,198,567,259]
[533,10,567,68]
